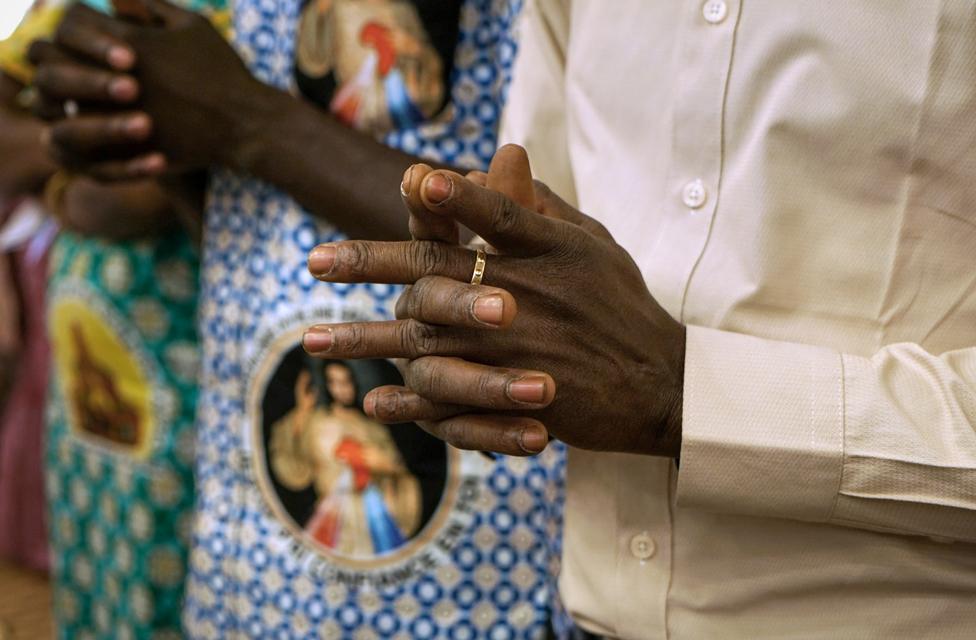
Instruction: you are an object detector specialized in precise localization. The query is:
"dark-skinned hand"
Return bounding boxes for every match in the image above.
[30,0,266,180]
[375,146,553,454]
[303,145,687,458]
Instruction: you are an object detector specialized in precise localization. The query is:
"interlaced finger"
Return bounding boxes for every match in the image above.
[421,414,550,456]
[402,163,458,243]
[26,40,73,67]
[419,169,570,257]
[364,385,466,424]
[83,154,167,181]
[33,62,138,104]
[55,4,134,71]
[394,276,517,329]
[303,319,471,360]
[308,239,484,284]
[400,356,556,410]
[49,112,152,158]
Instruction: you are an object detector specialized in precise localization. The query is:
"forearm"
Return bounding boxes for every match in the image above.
[226,84,445,241]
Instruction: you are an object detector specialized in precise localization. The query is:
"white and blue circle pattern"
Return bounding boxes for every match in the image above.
[185,0,571,638]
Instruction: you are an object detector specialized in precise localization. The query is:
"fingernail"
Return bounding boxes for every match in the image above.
[424,173,453,205]
[508,376,548,404]
[303,328,333,353]
[519,425,549,454]
[108,77,138,101]
[400,166,414,198]
[473,295,504,326]
[125,114,151,138]
[132,153,166,175]
[308,245,337,276]
[364,393,376,417]
[107,47,135,70]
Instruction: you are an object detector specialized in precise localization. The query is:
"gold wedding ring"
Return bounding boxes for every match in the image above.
[470,249,487,285]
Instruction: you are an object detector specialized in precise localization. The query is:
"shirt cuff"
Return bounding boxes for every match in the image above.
[676,325,846,523]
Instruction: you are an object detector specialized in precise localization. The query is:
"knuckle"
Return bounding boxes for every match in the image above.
[407,356,445,396]
[439,420,474,451]
[411,241,443,276]
[404,357,431,386]
[405,277,433,319]
[338,323,368,356]
[405,320,438,357]
[476,372,504,408]
[448,286,476,323]
[489,193,522,237]
[342,242,373,279]
[374,391,405,422]
[549,228,588,263]
[94,72,113,95]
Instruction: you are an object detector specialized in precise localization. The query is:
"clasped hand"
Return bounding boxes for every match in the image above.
[304,146,687,458]
[28,0,260,180]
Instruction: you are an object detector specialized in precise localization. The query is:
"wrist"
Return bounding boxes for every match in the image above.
[219,79,286,174]
[633,323,686,458]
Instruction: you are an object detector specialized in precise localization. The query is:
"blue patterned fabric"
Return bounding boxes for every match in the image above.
[184,0,571,638]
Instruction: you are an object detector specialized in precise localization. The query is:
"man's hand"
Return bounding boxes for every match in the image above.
[303,147,687,458]
[31,0,265,179]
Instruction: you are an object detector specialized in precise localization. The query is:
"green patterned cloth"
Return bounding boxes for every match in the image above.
[46,229,201,639]
[0,0,231,636]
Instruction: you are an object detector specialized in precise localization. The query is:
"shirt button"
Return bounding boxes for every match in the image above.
[682,179,708,209]
[702,0,728,24]
[629,533,656,560]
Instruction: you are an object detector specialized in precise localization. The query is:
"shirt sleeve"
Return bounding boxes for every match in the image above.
[677,325,976,543]
[497,0,576,205]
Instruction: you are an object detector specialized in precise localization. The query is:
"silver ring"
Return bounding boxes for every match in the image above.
[63,99,79,119]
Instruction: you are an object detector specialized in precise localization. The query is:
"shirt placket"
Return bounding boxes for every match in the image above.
[644,0,740,323]
[613,456,674,639]
[616,2,740,639]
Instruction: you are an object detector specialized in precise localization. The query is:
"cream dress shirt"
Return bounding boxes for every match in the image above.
[500,1,976,638]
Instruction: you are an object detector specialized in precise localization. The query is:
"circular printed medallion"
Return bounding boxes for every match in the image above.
[249,324,467,575]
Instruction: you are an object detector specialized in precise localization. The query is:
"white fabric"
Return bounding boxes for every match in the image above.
[501,0,976,637]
